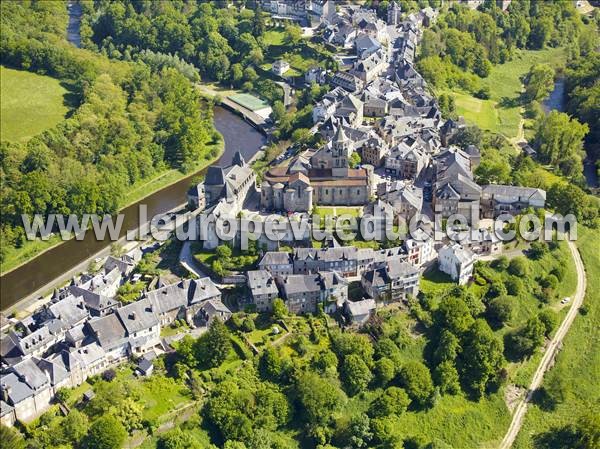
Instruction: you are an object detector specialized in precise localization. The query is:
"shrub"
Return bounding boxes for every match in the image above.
[241,317,255,333]
[505,276,524,296]
[486,296,514,326]
[528,241,549,259]
[508,257,529,277]
[101,369,116,382]
[491,256,509,271]
[538,310,558,336]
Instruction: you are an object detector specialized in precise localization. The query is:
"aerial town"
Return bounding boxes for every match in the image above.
[1,1,598,448]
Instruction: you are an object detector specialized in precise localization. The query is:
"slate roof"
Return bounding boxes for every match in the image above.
[280,274,323,295]
[481,185,546,202]
[37,357,69,386]
[247,270,279,297]
[441,243,475,265]
[104,256,135,275]
[363,267,387,287]
[145,280,191,314]
[345,298,376,317]
[355,33,381,58]
[88,314,128,351]
[188,278,221,305]
[48,294,88,327]
[294,246,359,262]
[205,166,225,186]
[386,259,419,280]
[1,372,33,404]
[69,286,118,313]
[66,324,86,344]
[116,298,159,335]
[199,300,231,319]
[17,326,53,356]
[69,343,106,368]
[319,271,347,290]
[12,358,49,391]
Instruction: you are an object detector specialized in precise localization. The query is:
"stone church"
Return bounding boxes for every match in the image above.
[261,127,373,212]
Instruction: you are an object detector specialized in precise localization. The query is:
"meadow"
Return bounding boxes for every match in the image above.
[0,66,71,142]
[438,47,567,138]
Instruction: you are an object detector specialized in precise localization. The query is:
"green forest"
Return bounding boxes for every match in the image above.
[0,2,220,266]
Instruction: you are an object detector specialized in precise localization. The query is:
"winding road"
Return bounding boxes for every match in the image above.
[499,240,587,448]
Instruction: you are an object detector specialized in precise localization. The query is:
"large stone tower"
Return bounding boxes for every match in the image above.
[332,125,351,177]
[387,1,402,26]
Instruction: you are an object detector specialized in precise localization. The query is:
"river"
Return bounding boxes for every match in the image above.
[67,2,82,47]
[0,106,266,310]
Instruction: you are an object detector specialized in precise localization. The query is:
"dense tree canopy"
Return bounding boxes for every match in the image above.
[0,1,218,260]
[534,111,588,178]
[418,1,584,94]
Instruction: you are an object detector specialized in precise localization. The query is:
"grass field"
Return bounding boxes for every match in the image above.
[438,47,567,138]
[261,27,332,76]
[514,227,600,448]
[0,66,71,142]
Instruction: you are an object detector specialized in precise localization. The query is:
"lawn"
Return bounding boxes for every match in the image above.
[263,29,286,46]
[261,27,333,76]
[513,227,600,448]
[314,206,363,218]
[0,66,71,142]
[137,374,193,422]
[438,47,567,138]
[0,233,65,275]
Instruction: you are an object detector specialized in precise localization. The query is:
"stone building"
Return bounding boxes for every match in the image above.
[247,270,280,312]
[438,243,475,285]
[262,127,373,209]
[188,151,256,212]
[261,172,313,213]
[361,258,420,302]
[360,134,388,166]
[432,148,481,225]
[277,271,348,314]
[480,185,546,218]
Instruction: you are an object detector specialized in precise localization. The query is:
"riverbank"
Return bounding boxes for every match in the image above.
[0,106,265,311]
[0,138,224,277]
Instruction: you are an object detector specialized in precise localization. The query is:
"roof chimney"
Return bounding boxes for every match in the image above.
[130,312,137,320]
[1,384,9,402]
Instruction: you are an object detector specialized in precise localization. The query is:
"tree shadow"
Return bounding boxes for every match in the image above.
[533,425,580,449]
[498,96,522,108]
[60,80,82,117]
[530,387,558,412]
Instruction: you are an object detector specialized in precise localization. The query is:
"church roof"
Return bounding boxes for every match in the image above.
[334,124,348,143]
[205,166,225,186]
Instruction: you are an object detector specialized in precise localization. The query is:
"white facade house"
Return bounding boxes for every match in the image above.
[438,243,475,285]
[272,60,290,76]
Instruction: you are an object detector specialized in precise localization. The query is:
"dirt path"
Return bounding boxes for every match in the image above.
[498,240,587,448]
